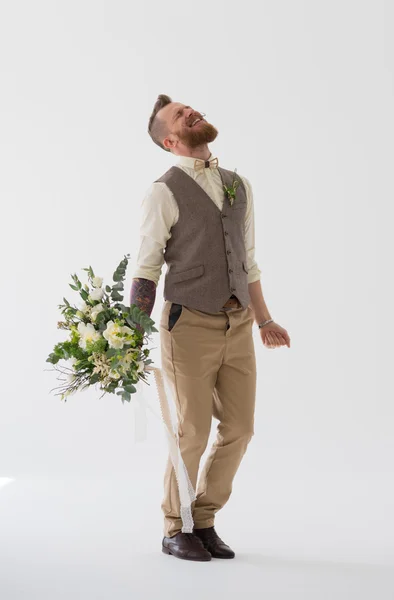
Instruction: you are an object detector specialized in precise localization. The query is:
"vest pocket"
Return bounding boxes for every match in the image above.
[242,261,249,273]
[170,264,204,283]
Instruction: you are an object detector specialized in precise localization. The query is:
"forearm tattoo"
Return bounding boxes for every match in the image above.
[130,277,156,318]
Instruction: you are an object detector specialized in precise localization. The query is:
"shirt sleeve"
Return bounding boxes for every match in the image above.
[132,182,177,287]
[240,175,262,284]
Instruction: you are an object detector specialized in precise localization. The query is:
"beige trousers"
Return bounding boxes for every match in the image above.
[159,299,257,538]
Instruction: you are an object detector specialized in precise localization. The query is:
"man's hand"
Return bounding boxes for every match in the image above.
[259,322,290,349]
[248,280,290,349]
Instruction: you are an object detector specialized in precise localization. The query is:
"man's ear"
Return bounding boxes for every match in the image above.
[163,136,176,151]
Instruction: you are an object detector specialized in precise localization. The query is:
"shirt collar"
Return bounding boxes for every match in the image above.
[175,152,216,171]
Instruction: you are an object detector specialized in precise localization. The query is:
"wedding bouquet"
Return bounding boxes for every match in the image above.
[46,254,158,403]
[46,254,196,533]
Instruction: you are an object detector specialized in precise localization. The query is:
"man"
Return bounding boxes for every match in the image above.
[130,94,290,562]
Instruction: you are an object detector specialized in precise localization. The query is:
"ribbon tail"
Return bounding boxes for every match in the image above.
[147,365,196,533]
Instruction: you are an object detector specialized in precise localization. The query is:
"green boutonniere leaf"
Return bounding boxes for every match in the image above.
[223,168,241,206]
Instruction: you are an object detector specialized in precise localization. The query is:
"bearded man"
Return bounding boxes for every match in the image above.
[130,94,290,562]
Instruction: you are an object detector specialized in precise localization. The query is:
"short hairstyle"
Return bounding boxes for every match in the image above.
[148,94,173,152]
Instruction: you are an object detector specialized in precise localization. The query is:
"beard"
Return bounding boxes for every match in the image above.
[176,119,219,149]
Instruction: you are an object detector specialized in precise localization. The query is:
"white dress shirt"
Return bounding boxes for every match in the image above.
[132,153,262,287]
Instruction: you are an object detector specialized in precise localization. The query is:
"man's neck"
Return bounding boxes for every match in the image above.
[175,146,211,160]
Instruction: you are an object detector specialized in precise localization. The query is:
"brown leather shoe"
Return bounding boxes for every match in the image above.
[193,526,235,559]
[162,532,212,561]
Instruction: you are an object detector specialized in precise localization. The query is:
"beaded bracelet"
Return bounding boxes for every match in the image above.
[258,318,274,329]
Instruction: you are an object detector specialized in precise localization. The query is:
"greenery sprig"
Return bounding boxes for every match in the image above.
[222,168,241,206]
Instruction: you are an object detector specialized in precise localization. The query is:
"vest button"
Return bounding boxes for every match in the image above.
[227,250,231,254]
[224,231,228,235]
[229,269,233,273]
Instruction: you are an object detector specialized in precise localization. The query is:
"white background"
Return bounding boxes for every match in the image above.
[0,1,393,598]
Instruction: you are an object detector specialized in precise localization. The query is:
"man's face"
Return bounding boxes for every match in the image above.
[160,102,219,152]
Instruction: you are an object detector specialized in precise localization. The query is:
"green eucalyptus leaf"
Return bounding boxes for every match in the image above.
[124,384,136,394]
[46,353,60,364]
[111,291,123,301]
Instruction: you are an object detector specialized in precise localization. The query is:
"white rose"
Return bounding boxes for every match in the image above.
[77,322,101,349]
[78,300,88,313]
[103,320,126,349]
[91,303,104,322]
[136,361,145,373]
[89,287,104,301]
[92,276,103,288]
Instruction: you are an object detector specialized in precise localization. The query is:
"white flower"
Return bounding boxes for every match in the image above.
[77,301,92,317]
[109,369,121,379]
[92,276,103,288]
[77,322,101,349]
[90,353,111,377]
[102,320,132,349]
[136,361,145,373]
[89,287,104,302]
[91,303,104,322]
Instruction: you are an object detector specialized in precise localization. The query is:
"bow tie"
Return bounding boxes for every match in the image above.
[194,157,219,171]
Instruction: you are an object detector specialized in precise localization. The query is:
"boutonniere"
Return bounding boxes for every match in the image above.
[222,168,241,207]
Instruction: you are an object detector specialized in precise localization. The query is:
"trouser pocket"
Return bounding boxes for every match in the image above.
[168,303,183,332]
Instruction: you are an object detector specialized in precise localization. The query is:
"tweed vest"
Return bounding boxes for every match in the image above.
[154,165,251,313]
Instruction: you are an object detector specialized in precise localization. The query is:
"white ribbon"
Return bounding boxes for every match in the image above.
[133,365,196,533]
